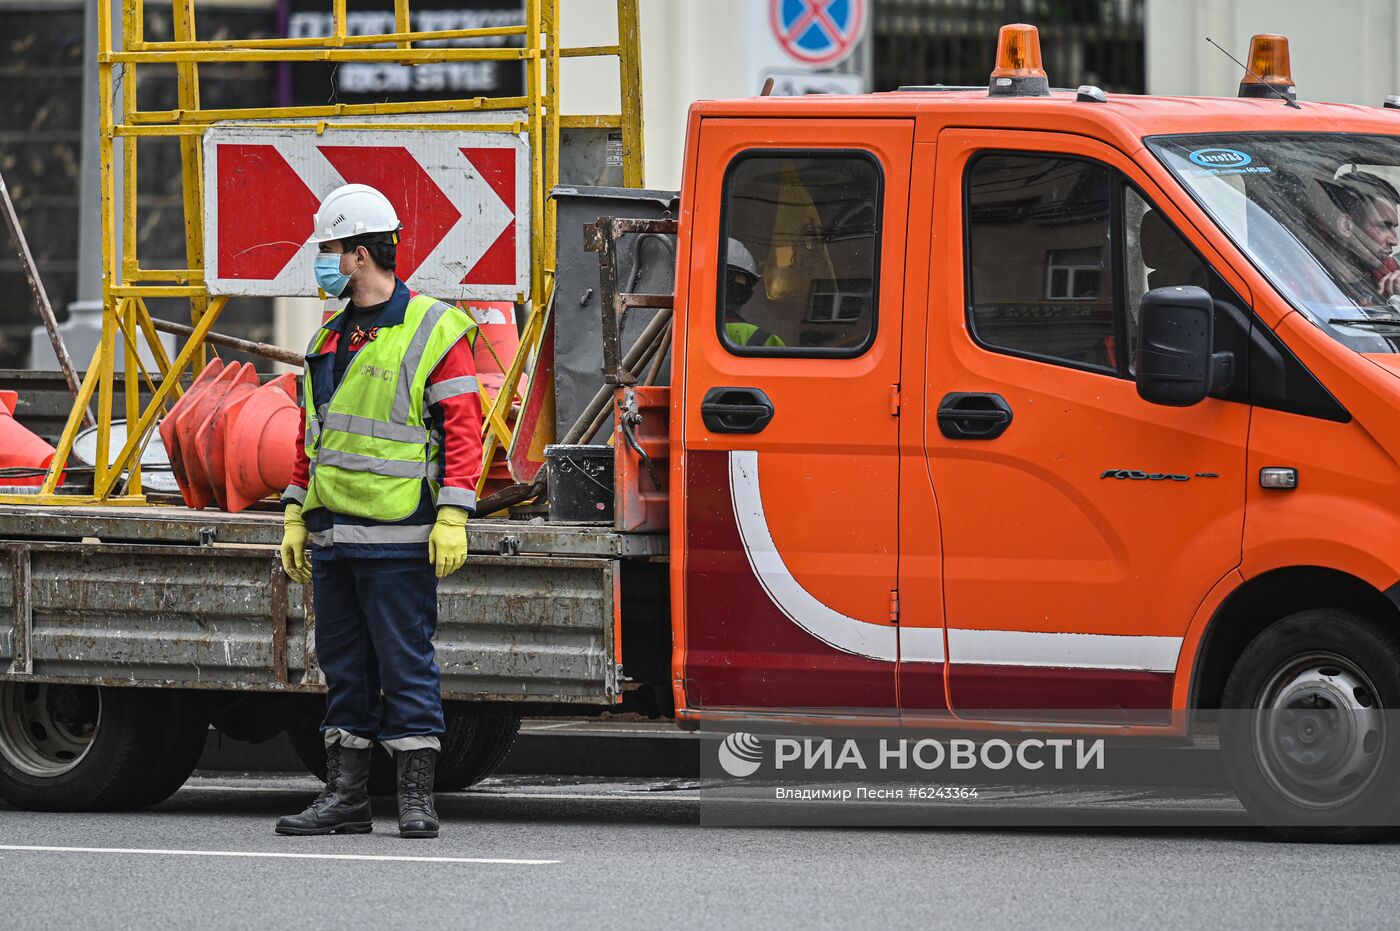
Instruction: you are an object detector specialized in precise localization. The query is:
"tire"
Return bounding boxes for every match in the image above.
[0,684,209,812]
[1221,609,1400,842]
[436,713,520,790]
[289,711,519,795]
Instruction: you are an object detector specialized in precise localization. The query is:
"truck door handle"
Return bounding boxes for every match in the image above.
[937,392,1013,439]
[701,387,774,434]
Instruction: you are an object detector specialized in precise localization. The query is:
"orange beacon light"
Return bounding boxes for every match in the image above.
[988,23,1050,97]
[1238,33,1296,101]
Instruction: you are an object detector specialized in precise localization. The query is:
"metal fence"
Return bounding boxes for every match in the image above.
[873,0,1145,94]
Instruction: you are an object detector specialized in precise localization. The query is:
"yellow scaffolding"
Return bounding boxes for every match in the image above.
[1,0,646,507]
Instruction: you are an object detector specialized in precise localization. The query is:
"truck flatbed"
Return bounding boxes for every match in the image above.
[0,505,667,705]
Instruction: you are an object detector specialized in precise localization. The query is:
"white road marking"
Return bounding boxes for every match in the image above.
[0,844,557,865]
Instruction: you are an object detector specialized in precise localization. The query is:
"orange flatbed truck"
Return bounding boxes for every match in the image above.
[3,26,1400,839]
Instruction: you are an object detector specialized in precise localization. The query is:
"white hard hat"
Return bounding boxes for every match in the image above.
[726,238,762,279]
[307,183,402,244]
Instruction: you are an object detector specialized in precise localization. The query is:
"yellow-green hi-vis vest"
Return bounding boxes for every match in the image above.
[301,294,478,522]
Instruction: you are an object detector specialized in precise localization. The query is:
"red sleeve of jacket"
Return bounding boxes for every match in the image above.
[285,413,309,502]
[426,335,484,513]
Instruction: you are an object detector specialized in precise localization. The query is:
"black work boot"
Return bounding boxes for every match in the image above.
[397,748,440,839]
[275,742,373,835]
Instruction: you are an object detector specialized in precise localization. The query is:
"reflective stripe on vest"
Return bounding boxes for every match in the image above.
[321,411,425,444]
[389,299,464,425]
[316,446,429,479]
[308,523,435,547]
[301,293,476,522]
[425,375,479,406]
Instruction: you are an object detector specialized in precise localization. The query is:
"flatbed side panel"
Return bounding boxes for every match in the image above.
[0,544,297,686]
[436,557,619,702]
[0,542,620,705]
[0,506,666,559]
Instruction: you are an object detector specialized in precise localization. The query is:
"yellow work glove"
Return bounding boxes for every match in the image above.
[280,503,313,584]
[428,505,469,579]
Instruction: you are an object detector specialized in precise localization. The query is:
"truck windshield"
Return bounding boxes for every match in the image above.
[1149,133,1400,354]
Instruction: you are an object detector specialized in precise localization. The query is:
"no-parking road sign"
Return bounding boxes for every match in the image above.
[203,124,530,301]
[770,0,866,67]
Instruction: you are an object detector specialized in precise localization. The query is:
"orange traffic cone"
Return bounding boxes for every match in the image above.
[223,374,299,513]
[464,301,520,395]
[0,390,62,487]
[174,363,255,509]
[194,370,261,511]
[159,359,226,507]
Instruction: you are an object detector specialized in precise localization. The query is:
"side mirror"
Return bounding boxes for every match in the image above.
[1135,285,1233,407]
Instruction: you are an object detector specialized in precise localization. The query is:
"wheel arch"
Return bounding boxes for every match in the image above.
[1191,566,1400,710]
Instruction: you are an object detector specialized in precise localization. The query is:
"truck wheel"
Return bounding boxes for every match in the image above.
[290,712,519,794]
[1221,609,1400,842]
[436,713,520,790]
[0,684,208,811]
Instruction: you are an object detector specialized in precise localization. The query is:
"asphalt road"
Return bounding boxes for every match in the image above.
[1,773,1398,929]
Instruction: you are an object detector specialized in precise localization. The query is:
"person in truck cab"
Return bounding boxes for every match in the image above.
[1311,169,1400,308]
[722,238,785,348]
[275,183,483,840]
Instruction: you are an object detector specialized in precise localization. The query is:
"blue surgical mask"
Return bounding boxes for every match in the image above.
[314,252,350,297]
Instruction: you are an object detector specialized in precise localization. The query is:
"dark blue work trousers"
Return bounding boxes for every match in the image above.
[312,556,445,742]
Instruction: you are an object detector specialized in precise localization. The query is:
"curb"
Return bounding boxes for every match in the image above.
[195,721,1227,787]
[195,720,698,778]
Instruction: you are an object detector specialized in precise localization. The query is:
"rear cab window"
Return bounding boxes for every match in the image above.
[718,153,882,357]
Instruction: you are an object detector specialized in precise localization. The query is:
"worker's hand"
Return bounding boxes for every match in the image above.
[280,504,313,584]
[428,505,469,579]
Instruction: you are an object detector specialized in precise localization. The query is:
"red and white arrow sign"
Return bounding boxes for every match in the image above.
[203,125,530,300]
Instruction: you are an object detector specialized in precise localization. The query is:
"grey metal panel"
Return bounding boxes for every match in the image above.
[0,506,666,558]
[0,541,620,704]
[436,558,617,702]
[552,186,679,438]
[23,547,293,685]
[559,127,625,188]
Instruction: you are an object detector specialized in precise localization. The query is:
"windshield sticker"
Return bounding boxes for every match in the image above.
[1188,147,1271,177]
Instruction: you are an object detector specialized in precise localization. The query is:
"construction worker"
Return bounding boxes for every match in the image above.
[723,238,785,348]
[275,183,482,840]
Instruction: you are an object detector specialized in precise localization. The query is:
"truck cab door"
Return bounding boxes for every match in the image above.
[927,130,1252,723]
[676,118,913,717]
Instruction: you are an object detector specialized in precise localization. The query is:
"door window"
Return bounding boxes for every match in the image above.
[966,154,1118,372]
[966,152,1258,387]
[718,153,882,357]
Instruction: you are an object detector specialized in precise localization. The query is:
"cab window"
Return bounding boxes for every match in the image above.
[966,154,1118,372]
[718,152,882,357]
[966,151,1250,386]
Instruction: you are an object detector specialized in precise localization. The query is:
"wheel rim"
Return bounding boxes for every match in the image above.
[1251,652,1384,810]
[0,683,101,777]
